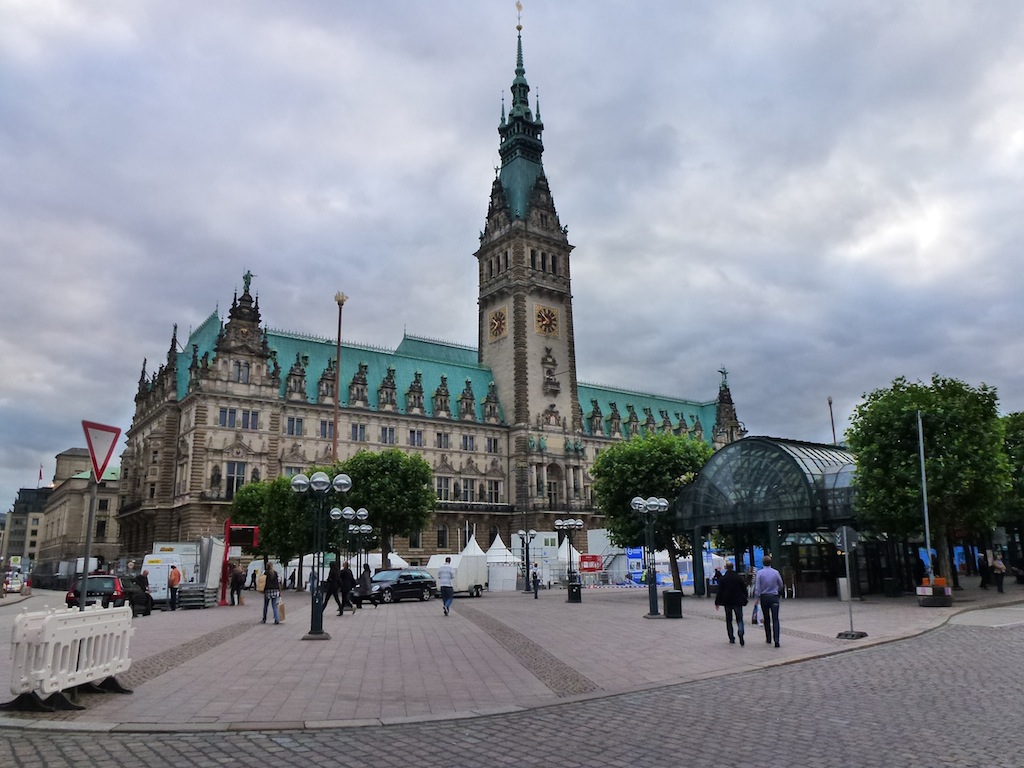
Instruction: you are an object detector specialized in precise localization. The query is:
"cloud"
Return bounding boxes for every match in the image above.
[3,1,1024,508]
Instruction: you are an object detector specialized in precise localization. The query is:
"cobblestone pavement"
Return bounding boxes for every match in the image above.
[3,620,1022,767]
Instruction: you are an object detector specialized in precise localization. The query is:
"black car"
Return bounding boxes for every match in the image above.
[65,575,153,616]
[368,568,437,604]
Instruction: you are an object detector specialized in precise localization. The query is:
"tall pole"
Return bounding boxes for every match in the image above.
[333,292,347,463]
[917,410,934,582]
[828,396,837,445]
[78,473,98,611]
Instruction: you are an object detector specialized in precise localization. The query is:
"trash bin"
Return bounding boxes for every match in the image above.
[662,589,683,618]
[837,577,850,602]
[567,582,582,603]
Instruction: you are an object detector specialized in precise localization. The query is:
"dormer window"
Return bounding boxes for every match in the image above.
[232,361,250,383]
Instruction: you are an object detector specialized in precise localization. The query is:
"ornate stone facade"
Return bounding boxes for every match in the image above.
[117,26,745,565]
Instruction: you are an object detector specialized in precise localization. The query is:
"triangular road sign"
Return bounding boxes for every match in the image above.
[82,420,122,481]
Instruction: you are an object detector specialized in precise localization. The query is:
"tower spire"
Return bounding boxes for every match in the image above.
[497,4,545,219]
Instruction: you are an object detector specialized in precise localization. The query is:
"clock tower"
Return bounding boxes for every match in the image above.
[476,20,582,519]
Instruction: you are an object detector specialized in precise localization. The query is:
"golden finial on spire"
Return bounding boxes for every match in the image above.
[516,1,523,31]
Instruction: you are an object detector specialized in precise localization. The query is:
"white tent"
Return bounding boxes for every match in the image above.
[486,533,519,563]
[485,533,520,591]
[557,537,581,562]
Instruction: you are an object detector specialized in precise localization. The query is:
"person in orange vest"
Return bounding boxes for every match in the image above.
[168,565,182,611]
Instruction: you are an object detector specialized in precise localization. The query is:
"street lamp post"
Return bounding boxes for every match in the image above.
[631,496,669,617]
[555,518,584,603]
[343,506,372,571]
[290,471,352,640]
[517,528,537,593]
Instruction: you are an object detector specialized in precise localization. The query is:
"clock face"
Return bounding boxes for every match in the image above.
[535,305,559,336]
[488,307,508,340]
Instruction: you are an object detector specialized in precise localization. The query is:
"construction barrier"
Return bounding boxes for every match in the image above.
[2,605,134,712]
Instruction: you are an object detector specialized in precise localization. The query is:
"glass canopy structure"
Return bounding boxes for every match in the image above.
[678,436,856,533]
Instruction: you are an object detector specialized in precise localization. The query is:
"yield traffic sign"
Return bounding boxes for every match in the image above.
[81,420,122,480]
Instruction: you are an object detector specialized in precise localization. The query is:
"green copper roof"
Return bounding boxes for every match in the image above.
[498,29,545,219]
[577,382,718,444]
[177,322,503,422]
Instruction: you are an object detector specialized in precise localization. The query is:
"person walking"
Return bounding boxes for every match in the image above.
[136,568,154,614]
[249,569,258,590]
[978,554,991,590]
[339,560,356,614]
[167,564,182,611]
[991,554,1007,594]
[262,563,281,624]
[438,556,456,616]
[531,564,540,599]
[229,564,246,606]
[714,561,748,645]
[321,561,344,615]
[753,555,785,647]
[356,563,374,608]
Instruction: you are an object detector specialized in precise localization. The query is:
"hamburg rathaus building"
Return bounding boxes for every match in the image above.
[117,22,745,564]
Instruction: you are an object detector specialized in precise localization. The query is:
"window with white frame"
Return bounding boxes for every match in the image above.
[461,478,476,502]
[485,436,500,454]
[242,409,259,430]
[319,420,334,439]
[461,434,475,451]
[286,416,303,436]
[380,426,396,445]
[435,432,450,449]
[409,429,423,447]
[435,476,450,501]
[351,423,367,442]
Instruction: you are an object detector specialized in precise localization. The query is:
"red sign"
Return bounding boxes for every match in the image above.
[81,420,121,480]
[579,554,602,572]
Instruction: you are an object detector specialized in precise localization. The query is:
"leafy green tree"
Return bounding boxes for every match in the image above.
[591,432,714,588]
[999,412,1024,526]
[231,476,309,573]
[846,375,1009,580]
[337,449,436,568]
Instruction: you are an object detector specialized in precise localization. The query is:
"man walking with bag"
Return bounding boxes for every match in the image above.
[714,561,748,645]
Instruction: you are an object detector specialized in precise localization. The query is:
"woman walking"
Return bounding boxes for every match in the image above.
[262,563,282,624]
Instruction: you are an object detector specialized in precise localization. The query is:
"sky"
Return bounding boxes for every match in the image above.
[3,1,1024,510]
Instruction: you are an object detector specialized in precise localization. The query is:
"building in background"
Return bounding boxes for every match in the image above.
[118,24,745,563]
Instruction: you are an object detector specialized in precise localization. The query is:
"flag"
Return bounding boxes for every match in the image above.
[39,465,43,481]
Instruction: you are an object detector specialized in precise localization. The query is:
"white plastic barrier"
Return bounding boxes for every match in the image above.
[9,605,134,697]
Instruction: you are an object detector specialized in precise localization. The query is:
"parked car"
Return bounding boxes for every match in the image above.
[368,568,437,604]
[4,571,24,593]
[65,575,153,616]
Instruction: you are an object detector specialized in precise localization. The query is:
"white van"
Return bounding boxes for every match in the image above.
[142,554,189,604]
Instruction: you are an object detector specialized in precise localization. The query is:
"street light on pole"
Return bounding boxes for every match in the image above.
[290,471,352,640]
[631,496,669,617]
[343,506,372,571]
[555,518,584,603]
[333,292,347,462]
[517,528,537,593]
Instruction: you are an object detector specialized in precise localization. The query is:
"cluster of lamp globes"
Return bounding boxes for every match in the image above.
[554,518,585,531]
[630,496,670,516]
[289,471,372,535]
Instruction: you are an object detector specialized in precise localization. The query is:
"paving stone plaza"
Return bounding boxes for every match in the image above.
[2,585,1023,767]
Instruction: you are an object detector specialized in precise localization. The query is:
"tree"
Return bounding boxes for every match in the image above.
[846,375,1009,581]
[231,476,309,575]
[591,432,714,588]
[999,412,1024,526]
[337,449,436,568]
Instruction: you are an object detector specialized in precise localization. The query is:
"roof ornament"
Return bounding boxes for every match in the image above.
[718,366,729,389]
[516,1,523,31]
[243,269,255,294]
